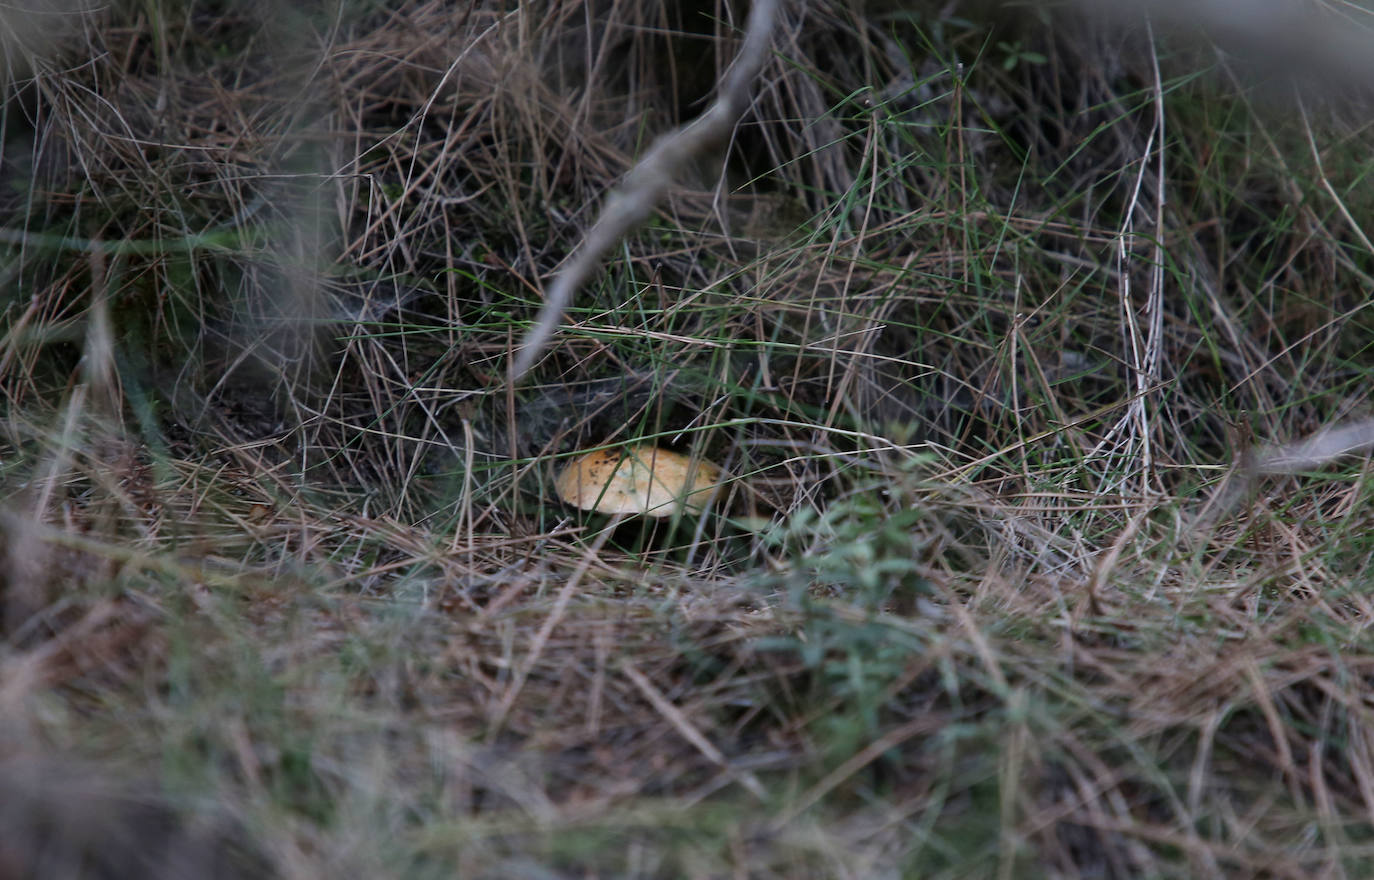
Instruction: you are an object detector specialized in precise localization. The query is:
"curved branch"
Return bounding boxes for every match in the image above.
[509,0,779,381]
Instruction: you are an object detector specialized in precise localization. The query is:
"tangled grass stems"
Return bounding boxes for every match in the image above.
[2,1,1374,877]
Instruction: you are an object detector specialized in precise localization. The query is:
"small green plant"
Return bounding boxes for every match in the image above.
[996,39,1046,71]
[767,487,931,613]
[758,465,934,743]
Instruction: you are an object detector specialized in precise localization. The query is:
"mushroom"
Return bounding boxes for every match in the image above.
[554,443,724,518]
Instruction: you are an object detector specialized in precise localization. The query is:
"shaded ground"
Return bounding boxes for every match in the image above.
[3,1,1374,876]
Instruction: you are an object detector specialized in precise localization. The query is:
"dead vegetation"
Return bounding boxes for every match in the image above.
[3,0,1374,876]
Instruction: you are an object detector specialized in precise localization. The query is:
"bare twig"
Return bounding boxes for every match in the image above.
[509,0,780,380]
[1251,418,1374,475]
[1190,417,1374,531]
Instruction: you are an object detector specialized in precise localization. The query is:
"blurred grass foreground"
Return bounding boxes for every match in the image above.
[4,1,1374,877]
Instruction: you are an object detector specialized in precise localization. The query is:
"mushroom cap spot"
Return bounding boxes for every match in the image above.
[554,443,724,517]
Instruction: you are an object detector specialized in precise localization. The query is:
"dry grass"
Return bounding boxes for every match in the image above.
[3,0,1374,877]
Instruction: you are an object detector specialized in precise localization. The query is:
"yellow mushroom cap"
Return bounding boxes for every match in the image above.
[554,443,724,517]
